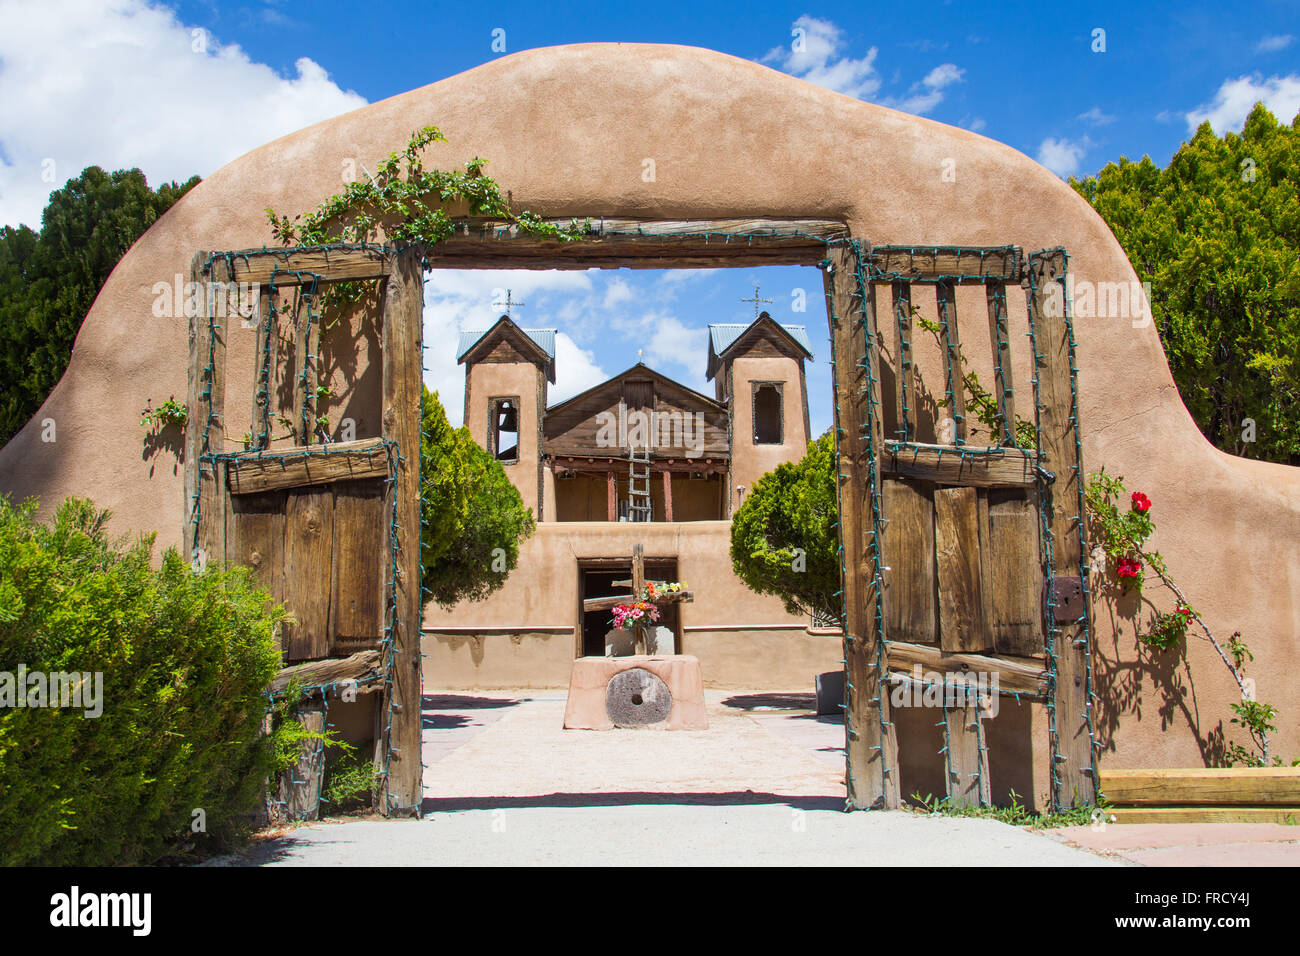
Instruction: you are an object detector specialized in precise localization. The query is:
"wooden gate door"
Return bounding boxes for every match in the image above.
[825,241,1097,812]
[184,244,424,817]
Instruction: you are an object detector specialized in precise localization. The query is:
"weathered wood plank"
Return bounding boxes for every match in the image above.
[222,246,392,287]
[934,486,989,652]
[330,480,385,655]
[293,287,321,444]
[1107,807,1300,825]
[1028,248,1097,808]
[882,441,1038,488]
[935,280,967,444]
[891,281,915,441]
[1102,768,1300,807]
[881,478,937,645]
[550,455,728,475]
[184,250,211,557]
[870,245,1022,282]
[607,471,616,522]
[249,285,273,450]
[277,700,326,821]
[281,488,333,661]
[944,704,991,808]
[270,649,384,696]
[185,253,230,574]
[230,492,285,602]
[985,282,1017,446]
[225,437,392,494]
[426,219,845,268]
[662,469,674,522]
[827,243,899,810]
[982,492,1044,656]
[882,639,1049,697]
[378,247,424,817]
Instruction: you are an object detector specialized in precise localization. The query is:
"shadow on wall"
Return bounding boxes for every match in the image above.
[1093,581,1228,768]
[876,335,940,443]
[140,421,184,478]
[261,282,384,445]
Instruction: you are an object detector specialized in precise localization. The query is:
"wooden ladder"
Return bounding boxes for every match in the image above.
[627,446,653,522]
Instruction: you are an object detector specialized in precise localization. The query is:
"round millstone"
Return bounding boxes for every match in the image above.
[605,668,673,727]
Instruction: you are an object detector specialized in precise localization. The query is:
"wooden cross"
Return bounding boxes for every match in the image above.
[580,544,694,655]
[739,282,773,320]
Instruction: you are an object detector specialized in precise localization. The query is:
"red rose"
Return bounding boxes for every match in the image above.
[1117,557,1141,578]
[1177,604,1193,618]
[1131,492,1151,512]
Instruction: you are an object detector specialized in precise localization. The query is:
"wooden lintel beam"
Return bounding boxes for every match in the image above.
[881,441,1038,488]
[425,218,847,269]
[210,246,392,287]
[225,437,391,494]
[869,245,1023,282]
[550,456,728,475]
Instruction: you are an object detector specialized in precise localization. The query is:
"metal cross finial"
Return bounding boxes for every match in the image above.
[739,282,774,320]
[498,288,525,317]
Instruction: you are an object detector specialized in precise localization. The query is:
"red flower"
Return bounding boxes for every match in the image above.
[1177,604,1193,618]
[1116,557,1142,579]
[1131,492,1152,512]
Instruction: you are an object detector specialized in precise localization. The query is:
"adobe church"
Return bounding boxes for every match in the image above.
[420,309,842,688]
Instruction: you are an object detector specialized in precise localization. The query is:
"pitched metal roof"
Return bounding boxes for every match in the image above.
[707,322,813,357]
[457,326,556,362]
[705,314,814,380]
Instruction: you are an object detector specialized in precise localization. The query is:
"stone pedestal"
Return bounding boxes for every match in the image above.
[563,655,708,730]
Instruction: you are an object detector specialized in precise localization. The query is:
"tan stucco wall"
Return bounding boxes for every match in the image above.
[728,353,810,509]
[1,43,1297,771]
[421,520,838,688]
[465,360,543,516]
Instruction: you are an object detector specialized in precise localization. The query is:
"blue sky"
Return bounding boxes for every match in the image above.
[1,0,1296,434]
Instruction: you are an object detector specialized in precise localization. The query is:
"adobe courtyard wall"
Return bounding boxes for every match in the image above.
[0,44,1295,771]
[420,521,841,689]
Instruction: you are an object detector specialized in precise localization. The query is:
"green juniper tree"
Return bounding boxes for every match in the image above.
[0,167,200,445]
[1071,104,1300,464]
[419,387,535,609]
[729,431,840,623]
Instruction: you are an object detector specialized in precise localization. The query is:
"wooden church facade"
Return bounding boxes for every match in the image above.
[422,312,840,688]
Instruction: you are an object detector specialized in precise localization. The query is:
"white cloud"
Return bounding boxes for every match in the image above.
[1036,136,1091,178]
[1078,106,1116,126]
[602,277,636,308]
[764,17,966,118]
[421,269,599,424]
[1186,73,1300,133]
[0,0,367,228]
[551,334,607,404]
[645,315,709,385]
[885,62,965,116]
[762,15,881,99]
[1255,35,1293,53]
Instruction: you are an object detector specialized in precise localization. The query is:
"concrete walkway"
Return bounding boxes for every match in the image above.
[231,691,1300,865]
[238,690,1119,866]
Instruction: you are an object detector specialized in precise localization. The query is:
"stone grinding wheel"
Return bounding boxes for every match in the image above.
[605,667,673,727]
